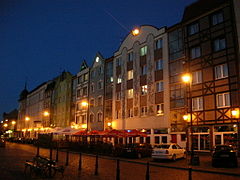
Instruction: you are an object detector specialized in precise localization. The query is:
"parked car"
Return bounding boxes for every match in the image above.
[212,145,238,168]
[121,143,152,158]
[0,138,6,147]
[152,143,186,161]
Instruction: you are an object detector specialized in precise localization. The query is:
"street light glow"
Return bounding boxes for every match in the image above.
[231,110,239,117]
[132,28,140,36]
[81,101,88,107]
[107,122,112,127]
[183,114,190,122]
[25,116,30,121]
[182,74,191,83]
[12,121,16,125]
[43,111,50,117]
[3,123,8,127]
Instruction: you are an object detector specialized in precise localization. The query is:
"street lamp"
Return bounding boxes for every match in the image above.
[12,121,16,125]
[3,123,8,128]
[231,109,240,156]
[182,73,195,165]
[43,111,50,117]
[81,101,89,130]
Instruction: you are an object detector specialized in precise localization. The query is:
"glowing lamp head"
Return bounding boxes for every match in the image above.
[183,114,190,121]
[43,111,50,117]
[81,101,88,107]
[132,28,140,36]
[107,122,112,127]
[231,110,239,117]
[3,123,8,127]
[25,117,30,121]
[182,74,191,83]
[12,121,16,125]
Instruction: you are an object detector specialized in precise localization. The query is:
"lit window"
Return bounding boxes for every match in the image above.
[127,70,133,80]
[140,46,147,56]
[117,75,122,84]
[141,65,147,75]
[127,89,133,98]
[156,104,164,115]
[214,38,226,51]
[110,77,114,82]
[96,57,99,62]
[191,46,201,59]
[156,59,163,70]
[216,92,230,108]
[212,12,223,26]
[141,85,147,95]
[155,39,163,49]
[192,71,202,84]
[128,52,133,61]
[192,97,203,111]
[156,82,164,92]
[188,22,199,35]
[141,106,148,116]
[84,73,88,81]
[215,64,228,79]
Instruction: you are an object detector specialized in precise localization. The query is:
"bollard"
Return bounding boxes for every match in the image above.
[78,153,82,171]
[116,159,120,180]
[146,162,150,180]
[36,140,40,156]
[55,144,59,162]
[65,150,69,166]
[188,167,192,180]
[95,154,99,175]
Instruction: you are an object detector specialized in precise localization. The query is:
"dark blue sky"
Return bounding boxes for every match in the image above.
[0,0,196,117]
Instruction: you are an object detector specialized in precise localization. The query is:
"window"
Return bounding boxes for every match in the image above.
[98,96,103,106]
[98,81,103,89]
[215,64,228,79]
[128,108,133,118]
[141,85,147,95]
[82,87,87,96]
[98,66,103,75]
[97,112,103,122]
[191,46,201,59]
[192,97,203,111]
[127,89,133,98]
[127,70,133,80]
[77,89,81,97]
[156,81,164,92]
[128,52,133,61]
[76,116,80,124]
[84,73,88,81]
[117,75,122,84]
[116,110,120,119]
[141,106,147,116]
[90,99,94,107]
[214,38,226,51]
[90,114,94,123]
[91,70,95,78]
[212,12,223,25]
[155,39,163,49]
[192,71,202,84]
[156,104,164,115]
[188,22,199,35]
[155,59,163,70]
[140,46,147,56]
[116,57,121,66]
[80,115,86,124]
[116,91,121,100]
[141,65,147,75]
[90,84,94,92]
[216,93,230,108]
[78,76,83,84]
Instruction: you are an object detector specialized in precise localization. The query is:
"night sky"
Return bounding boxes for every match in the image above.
[0,0,196,118]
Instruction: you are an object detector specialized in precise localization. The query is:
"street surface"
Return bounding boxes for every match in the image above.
[0,142,240,180]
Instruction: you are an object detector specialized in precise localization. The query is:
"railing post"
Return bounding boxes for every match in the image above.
[36,139,40,156]
[188,167,192,180]
[95,154,98,175]
[146,162,150,180]
[65,150,69,166]
[49,133,53,160]
[116,159,120,180]
[78,153,82,171]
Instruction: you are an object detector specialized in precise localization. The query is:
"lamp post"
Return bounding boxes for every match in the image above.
[231,109,240,156]
[25,116,30,138]
[182,73,195,165]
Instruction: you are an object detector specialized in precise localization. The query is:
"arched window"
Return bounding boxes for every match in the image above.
[97,112,103,122]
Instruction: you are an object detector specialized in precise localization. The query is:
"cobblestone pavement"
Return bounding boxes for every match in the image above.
[0,142,240,180]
